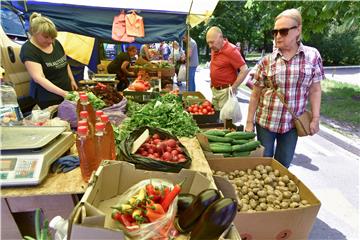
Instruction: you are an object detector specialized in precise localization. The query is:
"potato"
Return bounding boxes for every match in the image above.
[264,176,273,184]
[301,200,309,205]
[257,190,267,197]
[290,202,300,208]
[265,165,273,172]
[291,193,301,202]
[274,169,280,177]
[260,202,267,210]
[239,170,245,176]
[255,164,265,171]
[280,201,289,209]
[259,197,266,203]
[266,195,276,203]
[283,191,292,199]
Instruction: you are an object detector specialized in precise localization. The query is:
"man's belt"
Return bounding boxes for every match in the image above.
[211,84,230,90]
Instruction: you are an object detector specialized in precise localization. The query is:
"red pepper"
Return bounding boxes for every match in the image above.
[147,203,165,215]
[120,214,133,228]
[161,181,183,212]
[146,183,162,203]
[146,208,165,222]
[111,210,123,223]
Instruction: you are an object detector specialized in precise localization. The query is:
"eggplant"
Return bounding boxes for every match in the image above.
[175,189,221,233]
[190,198,238,240]
[177,193,196,216]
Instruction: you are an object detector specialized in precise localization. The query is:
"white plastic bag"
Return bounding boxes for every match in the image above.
[220,88,242,125]
[177,64,186,82]
[113,179,177,240]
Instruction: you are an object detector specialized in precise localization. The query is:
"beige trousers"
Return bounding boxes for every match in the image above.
[211,87,230,110]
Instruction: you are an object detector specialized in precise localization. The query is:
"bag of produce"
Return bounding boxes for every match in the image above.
[111,179,179,240]
[120,126,192,172]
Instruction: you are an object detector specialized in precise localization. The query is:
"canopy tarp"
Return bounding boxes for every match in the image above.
[4,0,218,43]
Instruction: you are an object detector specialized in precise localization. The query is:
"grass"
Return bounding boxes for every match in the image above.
[321,79,360,126]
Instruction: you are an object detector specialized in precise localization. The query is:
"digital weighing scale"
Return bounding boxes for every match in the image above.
[0,126,74,187]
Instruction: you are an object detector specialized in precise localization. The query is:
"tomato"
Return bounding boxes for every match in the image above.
[167,139,177,148]
[202,108,208,114]
[199,105,203,110]
[187,107,192,112]
[193,107,198,112]
[202,100,211,106]
[152,134,160,139]
[166,146,172,153]
[133,82,146,92]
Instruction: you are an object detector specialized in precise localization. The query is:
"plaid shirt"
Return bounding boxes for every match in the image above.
[252,43,324,133]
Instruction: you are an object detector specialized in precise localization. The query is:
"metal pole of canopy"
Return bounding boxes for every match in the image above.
[185,0,193,92]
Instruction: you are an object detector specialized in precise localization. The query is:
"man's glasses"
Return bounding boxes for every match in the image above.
[272,26,298,37]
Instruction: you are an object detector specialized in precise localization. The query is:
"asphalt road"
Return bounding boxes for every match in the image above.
[176,67,360,240]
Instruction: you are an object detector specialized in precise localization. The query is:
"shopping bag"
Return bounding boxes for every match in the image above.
[112,11,135,42]
[219,88,242,125]
[177,64,186,82]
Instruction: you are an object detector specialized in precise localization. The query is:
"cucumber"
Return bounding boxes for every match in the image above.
[225,131,256,140]
[232,139,251,145]
[204,129,226,137]
[209,143,233,153]
[209,142,231,146]
[205,134,234,143]
[232,151,251,157]
[232,140,261,152]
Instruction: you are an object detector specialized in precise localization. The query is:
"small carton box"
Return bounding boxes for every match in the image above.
[69,161,214,239]
[196,133,264,158]
[208,157,321,240]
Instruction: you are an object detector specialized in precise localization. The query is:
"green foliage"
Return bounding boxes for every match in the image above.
[190,1,360,65]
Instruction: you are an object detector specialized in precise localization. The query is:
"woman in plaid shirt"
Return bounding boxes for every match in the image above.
[245,9,324,168]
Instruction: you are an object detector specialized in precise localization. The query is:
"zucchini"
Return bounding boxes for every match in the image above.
[225,131,256,140]
[232,140,261,152]
[205,134,233,143]
[204,129,226,137]
[232,151,251,157]
[232,139,251,145]
[209,143,233,153]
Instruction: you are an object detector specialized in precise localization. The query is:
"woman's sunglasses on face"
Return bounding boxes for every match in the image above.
[272,26,298,37]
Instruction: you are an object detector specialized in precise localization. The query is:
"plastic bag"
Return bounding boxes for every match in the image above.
[219,88,242,126]
[177,64,186,82]
[114,179,177,240]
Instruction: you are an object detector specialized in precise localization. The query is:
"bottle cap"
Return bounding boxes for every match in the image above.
[80,111,88,119]
[78,120,88,127]
[100,114,109,123]
[80,94,88,101]
[96,110,104,117]
[77,126,88,134]
[95,122,105,131]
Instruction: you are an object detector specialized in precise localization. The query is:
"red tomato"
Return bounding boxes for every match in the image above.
[187,107,192,112]
[202,108,208,114]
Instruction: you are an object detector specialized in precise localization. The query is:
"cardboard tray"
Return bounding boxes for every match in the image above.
[208,157,321,240]
[182,91,206,106]
[196,132,265,158]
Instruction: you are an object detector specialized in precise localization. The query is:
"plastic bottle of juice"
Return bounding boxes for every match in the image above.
[95,110,104,123]
[101,114,116,160]
[76,126,95,182]
[95,122,108,166]
[79,111,94,136]
[77,94,95,125]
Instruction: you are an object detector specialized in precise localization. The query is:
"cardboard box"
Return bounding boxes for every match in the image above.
[208,157,321,240]
[182,91,206,106]
[192,110,220,124]
[196,133,265,158]
[69,160,215,239]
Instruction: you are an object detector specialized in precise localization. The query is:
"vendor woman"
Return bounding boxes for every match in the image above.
[107,46,137,91]
[20,12,78,109]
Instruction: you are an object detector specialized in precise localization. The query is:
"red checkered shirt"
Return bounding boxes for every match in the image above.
[251,43,325,133]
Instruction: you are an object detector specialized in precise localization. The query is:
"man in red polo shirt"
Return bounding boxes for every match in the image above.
[206,26,248,110]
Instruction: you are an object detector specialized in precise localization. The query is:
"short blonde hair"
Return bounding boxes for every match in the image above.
[276,8,302,27]
[276,8,302,41]
[29,12,57,38]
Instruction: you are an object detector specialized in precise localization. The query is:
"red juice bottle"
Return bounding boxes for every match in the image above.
[80,111,94,137]
[95,122,108,166]
[77,94,96,126]
[76,126,95,182]
[95,110,104,123]
[101,114,116,160]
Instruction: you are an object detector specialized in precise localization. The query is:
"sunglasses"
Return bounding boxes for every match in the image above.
[272,26,298,37]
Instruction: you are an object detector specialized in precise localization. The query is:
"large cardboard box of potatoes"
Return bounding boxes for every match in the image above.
[208,157,321,240]
[69,160,240,239]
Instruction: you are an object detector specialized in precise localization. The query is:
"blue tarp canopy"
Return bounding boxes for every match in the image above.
[3,0,189,43]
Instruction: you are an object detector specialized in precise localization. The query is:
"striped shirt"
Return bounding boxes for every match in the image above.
[251,43,324,133]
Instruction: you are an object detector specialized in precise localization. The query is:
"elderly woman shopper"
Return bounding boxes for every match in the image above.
[20,12,78,109]
[245,8,324,168]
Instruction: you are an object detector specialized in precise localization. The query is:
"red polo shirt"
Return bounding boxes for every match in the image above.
[210,40,245,87]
